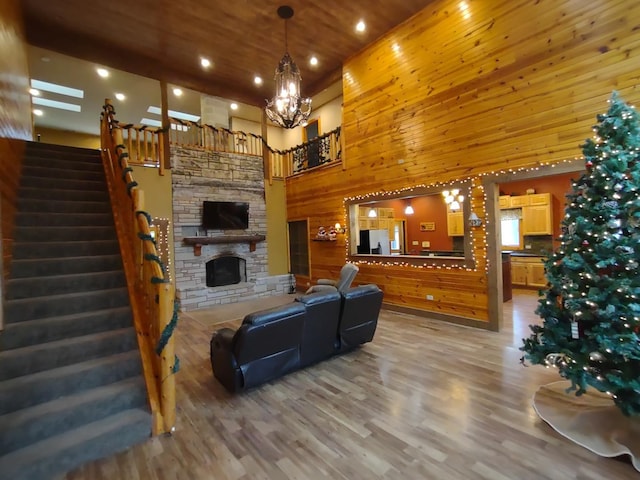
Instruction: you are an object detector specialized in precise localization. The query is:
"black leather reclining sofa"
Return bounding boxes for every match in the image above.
[210,284,384,393]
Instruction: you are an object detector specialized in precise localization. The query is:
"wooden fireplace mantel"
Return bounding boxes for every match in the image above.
[183,235,266,256]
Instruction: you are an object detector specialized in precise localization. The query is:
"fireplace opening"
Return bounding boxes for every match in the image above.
[206,255,246,287]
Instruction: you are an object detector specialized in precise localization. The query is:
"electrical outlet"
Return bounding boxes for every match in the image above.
[426,294,434,300]
[422,241,430,248]
[412,240,419,246]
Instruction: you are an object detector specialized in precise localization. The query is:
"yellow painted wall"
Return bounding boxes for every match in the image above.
[33,127,100,149]
[286,0,640,326]
[265,178,288,275]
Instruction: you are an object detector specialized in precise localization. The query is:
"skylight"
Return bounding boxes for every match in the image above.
[32,97,81,112]
[30,79,84,99]
[146,106,200,122]
[140,118,188,131]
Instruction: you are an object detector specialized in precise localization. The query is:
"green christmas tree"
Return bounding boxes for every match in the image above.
[521,91,640,416]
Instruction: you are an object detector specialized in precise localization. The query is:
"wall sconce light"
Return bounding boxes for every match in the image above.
[368,207,377,218]
[469,212,483,227]
[334,222,346,234]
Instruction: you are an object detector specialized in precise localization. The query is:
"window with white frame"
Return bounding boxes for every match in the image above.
[501,209,522,249]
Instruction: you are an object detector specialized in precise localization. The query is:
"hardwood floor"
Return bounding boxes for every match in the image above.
[64,290,637,479]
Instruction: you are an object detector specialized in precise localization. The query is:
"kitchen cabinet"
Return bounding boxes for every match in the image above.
[522,193,552,235]
[500,193,553,235]
[509,196,530,207]
[447,211,464,236]
[511,256,547,288]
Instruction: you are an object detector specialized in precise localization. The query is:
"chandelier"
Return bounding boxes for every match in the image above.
[265,5,312,129]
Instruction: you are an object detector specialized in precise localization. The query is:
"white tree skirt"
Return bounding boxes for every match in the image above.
[533,381,640,472]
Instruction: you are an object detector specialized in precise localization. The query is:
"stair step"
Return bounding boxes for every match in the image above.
[9,254,123,278]
[12,239,120,260]
[0,327,138,381]
[19,175,106,192]
[14,225,116,242]
[0,408,150,480]
[0,377,147,456]
[17,198,111,214]
[21,165,105,182]
[4,287,130,323]
[23,155,104,173]
[17,186,108,202]
[0,307,132,350]
[15,212,113,227]
[0,350,143,415]
[5,270,126,299]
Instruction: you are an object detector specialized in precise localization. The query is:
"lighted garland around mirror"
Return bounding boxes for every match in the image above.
[344,180,475,269]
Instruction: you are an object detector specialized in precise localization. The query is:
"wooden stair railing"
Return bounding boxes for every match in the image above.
[100,99,176,435]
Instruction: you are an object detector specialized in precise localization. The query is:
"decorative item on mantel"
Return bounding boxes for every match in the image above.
[182,235,266,256]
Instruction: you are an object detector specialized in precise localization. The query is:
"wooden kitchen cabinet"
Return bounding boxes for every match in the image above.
[522,193,552,235]
[511,256,547,288]
[447,211,464,236]
[509,196,530,207]
[499,196,511,208]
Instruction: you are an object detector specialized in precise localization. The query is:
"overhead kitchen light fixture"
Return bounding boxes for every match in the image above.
[265,5,311,129]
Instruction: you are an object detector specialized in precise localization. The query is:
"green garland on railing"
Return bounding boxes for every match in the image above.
[117,151,129,169]
[126,180,138,195]
[122,166,134,180]
[136,210,152,225]
[156,298,181,374]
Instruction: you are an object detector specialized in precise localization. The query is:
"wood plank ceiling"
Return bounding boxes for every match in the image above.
[22,1,435,107]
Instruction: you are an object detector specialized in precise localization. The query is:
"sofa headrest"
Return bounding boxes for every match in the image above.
[242,301,305,326]
[295,290,341,306]
[342,284,383,300]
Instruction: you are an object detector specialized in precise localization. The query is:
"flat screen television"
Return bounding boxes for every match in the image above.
[202,201,249,230]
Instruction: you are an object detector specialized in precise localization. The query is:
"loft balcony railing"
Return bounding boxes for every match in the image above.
[267,127,342,179]
[110,105,342,179]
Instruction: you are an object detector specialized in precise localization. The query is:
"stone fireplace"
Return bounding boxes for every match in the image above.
[171,145,291,311]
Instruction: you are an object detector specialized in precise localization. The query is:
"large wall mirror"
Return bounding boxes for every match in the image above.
[345,181,475,267]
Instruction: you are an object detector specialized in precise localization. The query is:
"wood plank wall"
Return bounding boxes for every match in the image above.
[0,0,31,291]
[286,0,640,327]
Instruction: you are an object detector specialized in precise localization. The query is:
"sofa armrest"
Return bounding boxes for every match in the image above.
[316,279,337,286]
[210,328,243,393]
[305,284,338,294]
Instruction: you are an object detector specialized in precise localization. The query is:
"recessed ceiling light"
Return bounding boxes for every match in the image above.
[309,56,318,66]
[40,56,50,63]
[173,88,183,97]
[29,88,40,96]
[200,57,211,68]
[230,103,238,110]
[254,76,263,86]
[356,20,366,32]
[115,92,125,101]
[96,68,109,78]
[33,109,43,116]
